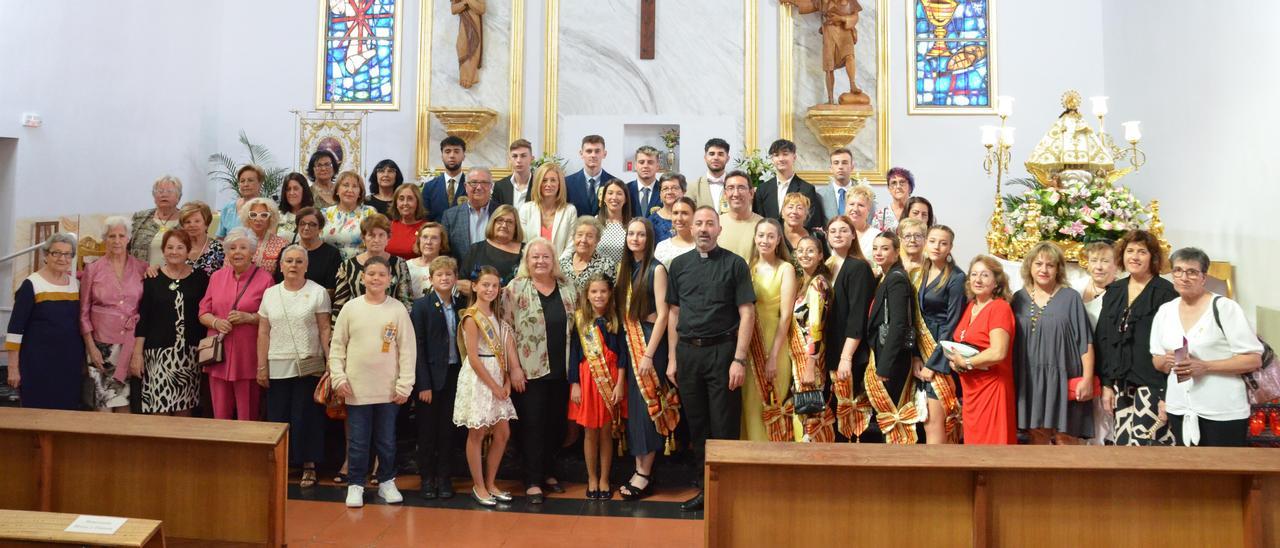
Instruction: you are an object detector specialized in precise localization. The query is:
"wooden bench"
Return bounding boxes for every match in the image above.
[0,408,286,547]
[705,440,1280,548]
[0,509,164,547]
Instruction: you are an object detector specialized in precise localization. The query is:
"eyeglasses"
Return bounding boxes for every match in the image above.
[246,212,272,220]
[153,188,179,196]
[297,221,320,228]
[467,181,493,187]
[493,218,516,226]
[315,163,334,169]
[901,233,924,241]
[888,180,910,189]
[1171,267,1203,279]
[48,251,73,259]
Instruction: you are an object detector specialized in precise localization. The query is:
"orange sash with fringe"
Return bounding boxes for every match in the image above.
[749,326,794,442]
[622,312,681,437]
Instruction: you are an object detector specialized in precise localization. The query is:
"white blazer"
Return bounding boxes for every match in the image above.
[518,201,579,257]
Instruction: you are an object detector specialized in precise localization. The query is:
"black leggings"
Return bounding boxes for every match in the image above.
[1167,414,1248,447]
[513,377,569,486]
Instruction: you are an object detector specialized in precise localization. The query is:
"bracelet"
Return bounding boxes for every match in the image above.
[732,357,747,366]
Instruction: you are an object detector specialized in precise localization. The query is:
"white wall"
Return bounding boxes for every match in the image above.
[1100,1,1277,316]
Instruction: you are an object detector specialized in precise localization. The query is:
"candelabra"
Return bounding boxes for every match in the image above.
[1089,96,1146,171]
[981,96,1015,255]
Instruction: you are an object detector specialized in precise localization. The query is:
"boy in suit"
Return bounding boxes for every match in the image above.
[629,145,663,216]
[494,139,534,206]
[422,136,468,222]
[815,147,856,221]
[411,256,463,499]
[687,138,731,212]
[753,139,824,230]
[564,135,617,216]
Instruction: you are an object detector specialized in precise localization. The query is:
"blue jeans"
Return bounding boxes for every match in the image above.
[347,402,399,487]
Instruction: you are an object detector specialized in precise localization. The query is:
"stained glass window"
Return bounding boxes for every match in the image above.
[318,0,402,110]
[910,0,994,113]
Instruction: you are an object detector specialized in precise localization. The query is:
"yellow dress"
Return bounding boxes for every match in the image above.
[741,262,795,441]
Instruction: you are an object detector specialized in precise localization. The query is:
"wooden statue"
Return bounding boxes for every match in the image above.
[780,0,869,106]
[453,0,485,88]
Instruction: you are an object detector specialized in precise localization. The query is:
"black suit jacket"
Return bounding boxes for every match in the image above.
[411,291,461,394]
[493,174,533,207]
[753,175,826,230]
[823,257,878,390]
[867,264,913,397]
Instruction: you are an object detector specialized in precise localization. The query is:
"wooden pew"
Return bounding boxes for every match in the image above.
[705,440,1280,548]
[0,509,164,547]
[0,408,287,547]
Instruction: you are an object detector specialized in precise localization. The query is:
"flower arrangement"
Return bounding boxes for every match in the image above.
[532,152,567,170]
[732,149,775,188]
[1001,176,1150,243]
[660,128,680,152]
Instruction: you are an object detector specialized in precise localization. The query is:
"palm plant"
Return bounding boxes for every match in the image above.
[208,131,289,199]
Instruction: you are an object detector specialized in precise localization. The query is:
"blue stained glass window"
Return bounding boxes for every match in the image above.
[912,0,991,109]
[323,0,398,106]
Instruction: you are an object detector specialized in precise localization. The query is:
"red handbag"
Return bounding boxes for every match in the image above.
[1068,376,1101,402]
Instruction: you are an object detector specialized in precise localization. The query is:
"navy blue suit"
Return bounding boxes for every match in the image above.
[628,179,663,217]
[421,171,467,222]
[564,168,617,217]
[411,290,463,484]
[439,200,500,260]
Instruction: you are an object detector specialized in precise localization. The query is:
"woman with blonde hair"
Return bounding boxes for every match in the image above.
[1011,241,1096,444]
[518,162,578,257]
[240,197,288,274]
[915,225,966,444]
[742,218,797,442]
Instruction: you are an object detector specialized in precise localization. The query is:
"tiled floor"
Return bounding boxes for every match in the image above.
[285,499,704,547]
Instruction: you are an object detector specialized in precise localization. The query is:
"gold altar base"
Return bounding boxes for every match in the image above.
[804,104,874,150]
[426,107,499,147]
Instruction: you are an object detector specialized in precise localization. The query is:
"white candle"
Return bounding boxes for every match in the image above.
[1000,126,1015,146]
[981,125,998,146]
[996,96,1015,117]
[1122,121,1141,142]
[1091,96,1109,117]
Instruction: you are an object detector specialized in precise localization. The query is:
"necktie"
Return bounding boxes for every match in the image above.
[837,188,847,215]
[588,177,598,202]
[641,188,651,212]
[446,178,457,204]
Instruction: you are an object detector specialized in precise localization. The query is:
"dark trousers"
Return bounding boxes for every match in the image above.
[1168,414,1249,447]
[347,402,399,487]
[416,366,461,482]
[513,376,569,486]
[265,376,326,465]
[676,339,741,485]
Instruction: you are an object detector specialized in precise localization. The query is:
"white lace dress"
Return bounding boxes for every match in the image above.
[453,314,519,428]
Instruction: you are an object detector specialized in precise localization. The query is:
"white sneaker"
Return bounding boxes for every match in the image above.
[346,485,365,508]
[378,479,404,504]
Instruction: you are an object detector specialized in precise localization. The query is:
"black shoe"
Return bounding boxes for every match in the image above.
[586,489,599,500]
[419,478,437,500]
[437,477,455,499]
[545,480,566,494]
[680,491,704,512]
[619,472,652,501]
[527,489,545,505]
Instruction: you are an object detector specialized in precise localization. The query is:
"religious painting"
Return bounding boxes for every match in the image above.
[782,0,890,182]
[315,0,403,110]
[907,0,996,114]
[296,111,366,176]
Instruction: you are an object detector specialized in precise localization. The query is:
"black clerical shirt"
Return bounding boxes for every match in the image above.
[665,246,755,338]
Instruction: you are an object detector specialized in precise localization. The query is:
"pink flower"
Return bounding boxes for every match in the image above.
[1058,221,1086,237]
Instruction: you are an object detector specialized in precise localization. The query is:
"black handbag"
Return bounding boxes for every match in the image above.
[877,270,916,351]
[792,389,825,415]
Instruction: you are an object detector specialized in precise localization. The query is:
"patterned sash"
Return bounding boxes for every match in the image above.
[832,373,871,440]
[749,325,794,442]
[621,311,681,438]
[910,268,963,443]
[863,351,919,444]
[790,277,835,442]
[460,310,506,377]
[577,319,627,450]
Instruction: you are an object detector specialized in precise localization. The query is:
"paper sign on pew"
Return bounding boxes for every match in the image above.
[64,515,127,535]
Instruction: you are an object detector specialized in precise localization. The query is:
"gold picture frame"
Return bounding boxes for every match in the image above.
[541,0,760,156]
[415,0,525,178]
[296,111,366,177]
[779,0,890,184]
[905,0,998,115]
[314,0,404,111]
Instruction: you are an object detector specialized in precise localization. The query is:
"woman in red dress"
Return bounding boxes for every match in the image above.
[944,255,1016,444]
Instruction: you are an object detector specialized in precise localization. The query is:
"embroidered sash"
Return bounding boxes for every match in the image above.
[460,310,507,377]
[749,324,794,442]
[791,278,834,442]
[622,312,681,437]
[832,373,872,440]
[863,351,919,444]
[911,268,963,443]
[577,319,626,448]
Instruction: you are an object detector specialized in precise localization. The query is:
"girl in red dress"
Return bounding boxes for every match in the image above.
[944,255,1017,445]
[568,273,628,499]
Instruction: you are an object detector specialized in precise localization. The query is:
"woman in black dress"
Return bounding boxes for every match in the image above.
[462,205,525,286]
[865,231,916,444]
[131,230,209,415]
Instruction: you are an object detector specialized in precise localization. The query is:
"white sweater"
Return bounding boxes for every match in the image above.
[329,295,416,405]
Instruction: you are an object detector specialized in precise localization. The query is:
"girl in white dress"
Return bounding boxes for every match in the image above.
[453,266,519,506]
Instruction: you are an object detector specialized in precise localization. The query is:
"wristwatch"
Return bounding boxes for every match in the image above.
[964,357,973,370]
[732,357,747,366]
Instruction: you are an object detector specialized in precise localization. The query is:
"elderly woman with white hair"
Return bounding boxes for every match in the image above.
[129,175,183,265]
[6,233,84,410]
[80,216,149,412]
[241,197,288,274]
[558,216,614,293]
[844,183,880,267]
[199,227,274,420]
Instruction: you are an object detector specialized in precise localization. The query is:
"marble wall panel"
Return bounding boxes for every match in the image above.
[427,0,514,170]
